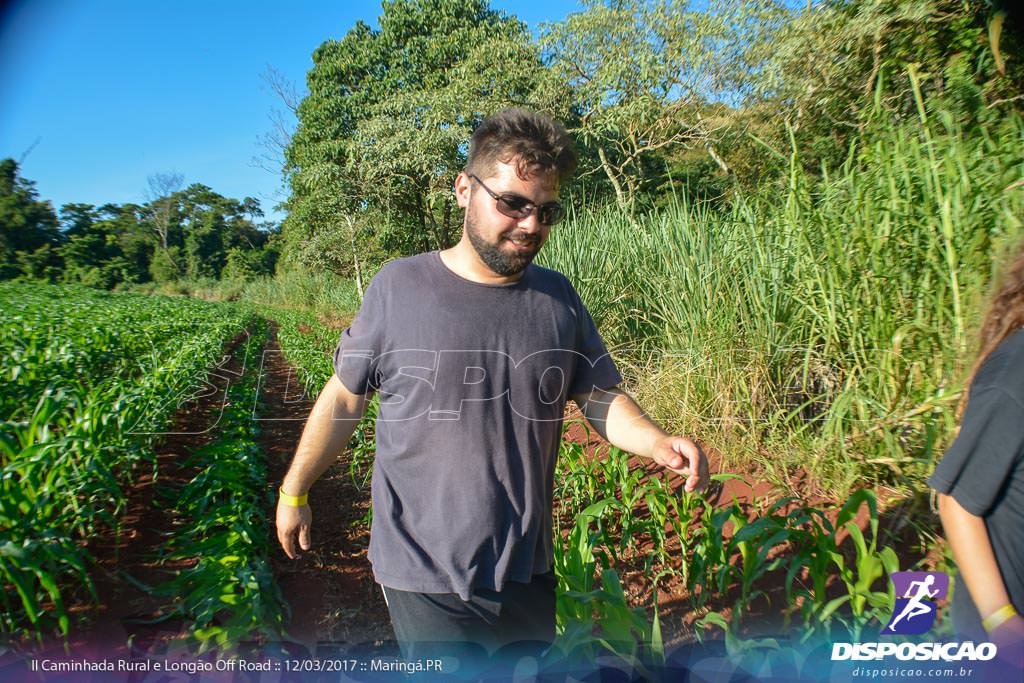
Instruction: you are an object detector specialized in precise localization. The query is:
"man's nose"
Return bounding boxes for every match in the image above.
[516,210,543,233]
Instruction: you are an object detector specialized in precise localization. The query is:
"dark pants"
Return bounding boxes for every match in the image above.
[381,571,557,673]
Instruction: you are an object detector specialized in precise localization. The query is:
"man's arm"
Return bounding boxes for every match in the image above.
[277,375,373,559]
[569,386,708,492]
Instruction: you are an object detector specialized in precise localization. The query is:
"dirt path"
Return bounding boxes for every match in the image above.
[257,325,395,655]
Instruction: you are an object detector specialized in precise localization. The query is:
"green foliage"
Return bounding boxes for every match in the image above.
[57,204,151,287]
[154,323,287,651]
[282,0,560,266]
[268,308,339,394]
[551,499,665,676]
[168,184,275,282]
[0,283,252,640]
[221,247,265,282]
[1,160,276,289]
[749,0,1023,174]
[551,437,904,671]
[541,0,785,211]
[0,159,60,279]
[149,245,183,282]
[240,270,361,320]
[540,106,1024,494]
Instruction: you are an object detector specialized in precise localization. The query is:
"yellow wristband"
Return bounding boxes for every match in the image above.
[278,487,308,506]
[982,604,1018,633]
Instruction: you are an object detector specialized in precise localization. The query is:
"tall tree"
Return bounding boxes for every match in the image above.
[0,159,60,279]
[282,0,558,269]
[541,0,786,211]
[145,172,184,250]
[57,203,152,287]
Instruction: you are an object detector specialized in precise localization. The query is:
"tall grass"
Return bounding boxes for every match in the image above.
[240,270,361,321]
[539,109,1024,497]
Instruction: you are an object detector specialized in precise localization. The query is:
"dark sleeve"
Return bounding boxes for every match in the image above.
[928,388,1024,516]
[565,282,623,395]
[332,274,386,395]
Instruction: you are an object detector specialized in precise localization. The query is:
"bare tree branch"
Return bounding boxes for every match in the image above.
[253,65,305,175]
[17,137,42,165]
[262,64,302,113]
[145,172,184,250]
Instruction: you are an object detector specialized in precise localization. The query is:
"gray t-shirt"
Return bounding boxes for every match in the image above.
[333,251,622,600]
[928,327,1024,637]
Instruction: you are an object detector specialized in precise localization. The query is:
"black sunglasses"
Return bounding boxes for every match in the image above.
[467,173,564,226]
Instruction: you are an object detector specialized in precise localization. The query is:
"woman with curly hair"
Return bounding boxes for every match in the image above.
[929,243,1024,660]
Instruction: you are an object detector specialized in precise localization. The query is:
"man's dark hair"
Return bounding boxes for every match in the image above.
[466,108,576,184]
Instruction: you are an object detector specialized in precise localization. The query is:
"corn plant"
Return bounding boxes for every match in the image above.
[550,499,664,678]
[554,439,602,522]
[267,307,338,393]
[696,611,785,677]
[0,283,251,641]
[347,395,378,490]
[154,322,286,652]
[814,491,898,640]
[776,489,900,641]
[726,498,793,618]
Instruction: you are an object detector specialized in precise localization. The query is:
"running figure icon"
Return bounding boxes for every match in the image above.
[887,575,939,632]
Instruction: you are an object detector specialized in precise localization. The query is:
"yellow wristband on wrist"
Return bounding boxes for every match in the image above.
[982,604,1018,633]
[279,487,308,506]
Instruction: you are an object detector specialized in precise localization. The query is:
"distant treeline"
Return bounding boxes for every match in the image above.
[0,160,278,288]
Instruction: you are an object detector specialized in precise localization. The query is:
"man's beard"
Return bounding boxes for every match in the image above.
[465,208,540,277]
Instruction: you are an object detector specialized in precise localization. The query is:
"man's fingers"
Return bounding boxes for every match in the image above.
[683,449,700,492]
[684,456,708,492]
[656,441,688,472]
[662,455,684,470]
[655,435,711,494]
[279,527,297,559]
[276,505,310,559]
[676,440,708,493]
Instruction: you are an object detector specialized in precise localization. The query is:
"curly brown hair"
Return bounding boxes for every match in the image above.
[465,108,577,184]
[959,241,1024,415]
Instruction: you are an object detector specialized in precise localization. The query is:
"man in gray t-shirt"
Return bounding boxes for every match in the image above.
[276,109,709,661]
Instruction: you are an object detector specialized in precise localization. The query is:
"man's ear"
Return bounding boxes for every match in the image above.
[454,171,472,209]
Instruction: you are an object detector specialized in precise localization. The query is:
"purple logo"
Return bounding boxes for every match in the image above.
[884,571,949,635]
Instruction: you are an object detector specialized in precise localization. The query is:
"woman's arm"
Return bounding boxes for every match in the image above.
[938,492,1024,646]
[938,492,1012,618]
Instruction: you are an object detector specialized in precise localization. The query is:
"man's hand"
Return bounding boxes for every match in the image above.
[649,435,708,493]
[276,376,372,559]
[277,500,312,559]
[571,387,710,493]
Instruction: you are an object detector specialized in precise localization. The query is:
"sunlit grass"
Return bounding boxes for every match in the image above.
[540,109,1024,498]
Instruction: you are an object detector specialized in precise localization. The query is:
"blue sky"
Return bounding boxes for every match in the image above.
[0,1,582,224]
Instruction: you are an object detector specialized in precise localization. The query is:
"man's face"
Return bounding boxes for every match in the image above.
[456,160,559,277]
